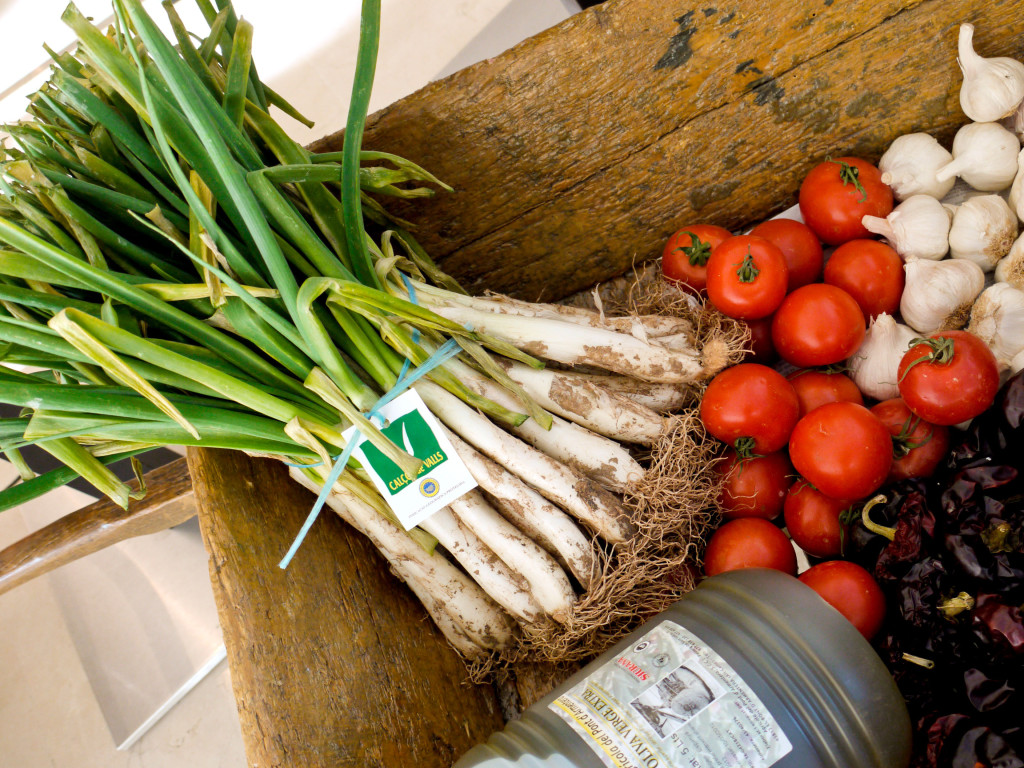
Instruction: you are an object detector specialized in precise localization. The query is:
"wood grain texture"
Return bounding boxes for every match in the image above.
[311,0,1024,301]
[187,447,503,768]
[0,457,194,596]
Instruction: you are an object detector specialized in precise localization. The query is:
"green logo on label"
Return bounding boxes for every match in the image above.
[358,410,448,496]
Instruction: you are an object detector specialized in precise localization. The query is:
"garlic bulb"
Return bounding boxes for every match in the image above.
[846,313,918,400]
[967,282,1024,365]
[900,257,986,333]
[948,194,1018,269]
[1012,348,1024,375]
[994,231,1024,288]
[861,194,951,260]
[1003,98,1024,141]
[1009,148,1024,221]
[878,133,955,200]
[957,23,1024,122]
[935,122,1020,191]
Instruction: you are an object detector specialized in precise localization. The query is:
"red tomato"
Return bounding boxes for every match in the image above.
[704,518,797,577]
[798,157,894,246]
[749,218,824,290]
[742,316,777,364]
[870,398,951,482]
[700,363,801,455]
[705,235,789,320]
[786,369,864,419]
[799,560,886,639]
[661,224,733,293]
[717,449,794,521]
[896,331,1000,426]
[823,239,905,320]
[788,402,893,500]
[771,284,866,367]
[783,480,853,559]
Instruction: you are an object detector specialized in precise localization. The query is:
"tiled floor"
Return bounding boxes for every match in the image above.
[0,0,581,765]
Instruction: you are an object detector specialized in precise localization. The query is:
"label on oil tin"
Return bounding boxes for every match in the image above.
[549,621,792,768]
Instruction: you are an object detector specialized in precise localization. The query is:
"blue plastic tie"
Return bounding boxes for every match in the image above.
[278,277,462,569]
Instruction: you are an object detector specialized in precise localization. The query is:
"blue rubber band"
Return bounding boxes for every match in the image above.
[278,339,462,568]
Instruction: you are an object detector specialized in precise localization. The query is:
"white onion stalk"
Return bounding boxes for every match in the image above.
[413,291,707,383]
[419,507,546,626]
[569,372,691,413]
[399,570,489,659]
[449,489,576,623]
[415,380,634,543]
[448,359,644,490]
[651,331,700,353]
[289,467,515,652]
[497,360,666,445]
[422,285,695,339]
[445,429,597,588]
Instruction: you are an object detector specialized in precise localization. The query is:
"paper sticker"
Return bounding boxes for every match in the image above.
[343,390,476,530]
[549,621,792,768]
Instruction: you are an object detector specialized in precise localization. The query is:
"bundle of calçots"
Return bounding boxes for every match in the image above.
[0,0,743,667]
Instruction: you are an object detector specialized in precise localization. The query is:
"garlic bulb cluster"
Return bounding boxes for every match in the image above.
[994,232,1024,288]
[900,257,986,333]
[878,134,955,200]
[847,314,918,400]
[957,23,1024,122]
[861,195,951,260]
[935,122,1020,191]
[967,282,1024,365]
[947,194,1018,269]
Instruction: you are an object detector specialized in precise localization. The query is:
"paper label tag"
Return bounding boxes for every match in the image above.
[343,390,476,530]
[549,620,792,768]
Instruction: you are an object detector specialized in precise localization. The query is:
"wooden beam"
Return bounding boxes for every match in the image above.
[310,0,1024,301]
[0,457,194,596]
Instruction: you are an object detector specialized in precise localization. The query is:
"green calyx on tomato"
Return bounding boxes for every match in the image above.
[828,156,868,203]
[899,335,955,381]
[891,412,934,459]
[733,435,761,459]
[837,504,862,555]
[675,231,713,266]
[735,247,760,283]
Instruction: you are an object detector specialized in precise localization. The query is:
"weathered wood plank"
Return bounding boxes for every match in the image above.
[187,447,503,767]
[0,456,194,596]
[311,0,1024,300]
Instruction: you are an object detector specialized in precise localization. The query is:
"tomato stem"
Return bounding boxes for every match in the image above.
[828,157,868,203]
[675,231,713,267]
[892,413,932,458]
[898,336,956,383]
[860,494,895,541]
[733,436,760,459]
[735,247,760,283]
[838,503,860,556]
